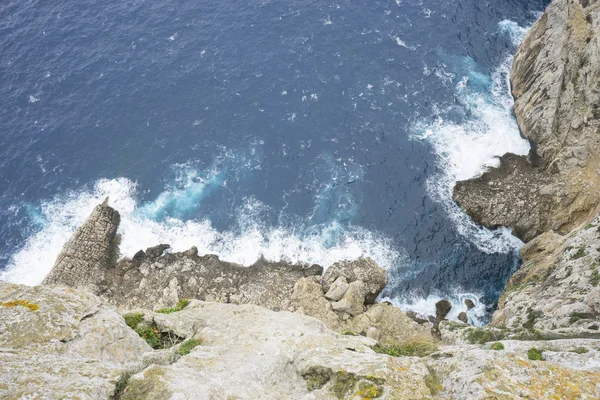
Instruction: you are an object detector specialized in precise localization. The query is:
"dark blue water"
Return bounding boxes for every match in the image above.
[0,0,548,323]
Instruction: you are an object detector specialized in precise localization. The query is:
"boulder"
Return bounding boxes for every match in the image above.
[464,299,475,310]
[324,276,349,301]
[322,258,386,304]
[331,280,366,316]
[435,300,452,322]
[458,312,468,324]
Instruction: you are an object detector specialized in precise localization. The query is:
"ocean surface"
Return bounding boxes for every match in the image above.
[0,0,548,324]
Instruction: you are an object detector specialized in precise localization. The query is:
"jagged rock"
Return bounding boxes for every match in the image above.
[464,299,475,309]
[331,280,366,316]
[42,199,120,291]
[458,312,468,324]
[406,310,430,324]
[0,281,150,399]
[322,258,386,304]
[492,214,600,336]
[453,0,600,242]
[102,250,323,312]
[324,276,349,301]
[435,300,452,322]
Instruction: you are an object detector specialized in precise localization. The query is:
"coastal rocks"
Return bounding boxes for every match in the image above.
[491,213,600,336]
[42,198,120,291]
[453,0,600,242]
[322,258,387,304]
[435,299,452,322]
[102,244,323,312]
[0,281,150,399]
[121,301,434,400]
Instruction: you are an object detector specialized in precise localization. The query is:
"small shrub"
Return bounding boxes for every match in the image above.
[466,328,505,344]
[341,330,358,336]
[123,312,183,349]
[372,337,437,357]
[175,338,203,356]
[490,342,504,351]
[123,313,144,330]
[571,246,586,260]
[572,347,588,354]
[156,299,190,314]
[527,348,543,361]
[590,267,600,287]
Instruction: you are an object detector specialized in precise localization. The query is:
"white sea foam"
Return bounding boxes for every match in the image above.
[384,290,488,326]
[411,21,531,254]
[1,175,400,286]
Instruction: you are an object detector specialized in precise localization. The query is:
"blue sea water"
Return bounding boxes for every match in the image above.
[0,0,548,323]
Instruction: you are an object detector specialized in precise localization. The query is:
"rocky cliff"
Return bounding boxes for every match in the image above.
[4,1,600,398]
[454,0,600,242]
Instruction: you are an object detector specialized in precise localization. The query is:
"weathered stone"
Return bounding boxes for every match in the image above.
[464,299,475,309]
[453,0,600,242]
[322,258,387,304]
[0,281,150,399]
[324,276,349,301]
[435,300,452,322]
[331,280,366,316]
[458,312,468,324]
[42,199,120,291]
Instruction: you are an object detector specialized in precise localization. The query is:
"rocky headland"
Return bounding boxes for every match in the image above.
[4,0,600,398]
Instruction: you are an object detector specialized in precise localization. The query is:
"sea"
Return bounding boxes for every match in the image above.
[0,0,549,325]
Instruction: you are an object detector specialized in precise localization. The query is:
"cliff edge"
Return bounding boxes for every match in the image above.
[454,0,600,242]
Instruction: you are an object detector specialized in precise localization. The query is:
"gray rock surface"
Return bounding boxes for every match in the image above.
[0,281,150,399]
[322,258,387,304]
[42,198,120,291]
[453,0,600,242]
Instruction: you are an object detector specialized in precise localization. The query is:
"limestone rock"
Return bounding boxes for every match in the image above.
[464,299,475,309]
[324,276,349,301]
[0,281,150,399]
[331,280,366,316]
[42,200,120,291]
[453,0,600,242]
[458,312,468,324]
[322,258,387,304]
[102,248,323,312]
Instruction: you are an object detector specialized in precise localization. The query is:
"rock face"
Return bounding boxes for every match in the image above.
[101,245,323,312]
[491,214,600,335]
[0,281,150,399]
[453,0,600,242]
[42,198,120,290]
[4,281,600,399]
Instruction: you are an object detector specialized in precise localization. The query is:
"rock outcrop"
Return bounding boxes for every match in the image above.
[453,0,600,242]
[4,280,600,399]
[0,281,150,399]
[42,198,120,291]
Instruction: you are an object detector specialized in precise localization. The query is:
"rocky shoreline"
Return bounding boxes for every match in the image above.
[4,0,600,398]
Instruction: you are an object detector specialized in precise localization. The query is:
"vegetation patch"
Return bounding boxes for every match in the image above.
[175,338,203,356]
[465,328,505,344]
[0,299,39,311]
[371,337,437,357]
[569,312,595,325]
[156,299,190,314]
[356,380,383,398]
[527,348,544,361]
[590,267,600,286]
[123,312,184,349]
[330,371,358,399]
[490,342,504,351]
[340,330,358,336]
[572,347,588,354]
[571,246,586,260]
[302,367,331,391]
[424,366,442,396]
